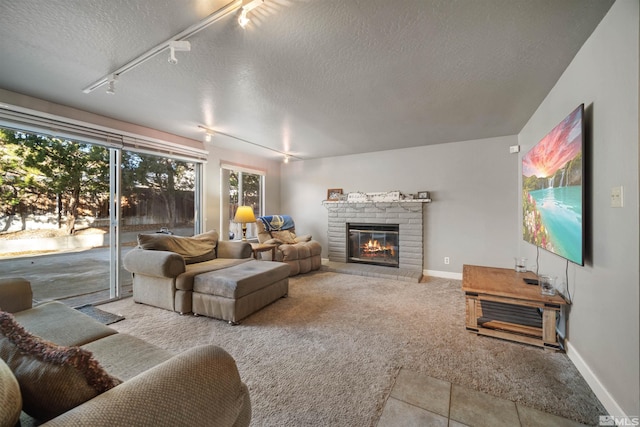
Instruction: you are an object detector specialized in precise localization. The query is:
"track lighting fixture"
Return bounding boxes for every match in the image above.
[198,125,215,142]
[198,125,300,162]
[106,74,117,95]
[82,1,242,94]
[81,0,272,94]
[239,0,265,28]
[168,40,191,64]
[238,11,250,28]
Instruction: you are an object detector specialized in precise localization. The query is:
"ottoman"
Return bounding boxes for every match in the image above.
[192,260,290,324]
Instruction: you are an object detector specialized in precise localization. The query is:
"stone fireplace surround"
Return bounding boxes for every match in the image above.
[323,201,426,273]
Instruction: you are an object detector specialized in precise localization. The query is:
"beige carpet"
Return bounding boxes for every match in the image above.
[99,271,605,426]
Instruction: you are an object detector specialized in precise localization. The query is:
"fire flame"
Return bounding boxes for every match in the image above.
[362,239,395,256]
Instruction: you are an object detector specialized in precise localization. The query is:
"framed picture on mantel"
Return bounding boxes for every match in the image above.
[327,188,343,201]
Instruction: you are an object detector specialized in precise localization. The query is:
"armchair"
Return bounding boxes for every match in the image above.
[256,215,322,276]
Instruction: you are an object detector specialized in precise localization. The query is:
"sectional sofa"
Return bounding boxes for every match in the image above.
[123,230,290,324]
[0,278,251,426]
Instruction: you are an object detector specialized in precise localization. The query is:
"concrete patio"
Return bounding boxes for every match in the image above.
[0,246,134,307]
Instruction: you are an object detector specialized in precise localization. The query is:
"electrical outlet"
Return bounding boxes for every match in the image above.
[444,257,450,265]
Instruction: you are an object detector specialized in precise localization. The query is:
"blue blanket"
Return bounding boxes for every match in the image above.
[258,215,295,232]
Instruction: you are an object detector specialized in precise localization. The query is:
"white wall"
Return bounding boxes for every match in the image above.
[280,135,519,275]
[517,0,639,417]
[202,141,282,236]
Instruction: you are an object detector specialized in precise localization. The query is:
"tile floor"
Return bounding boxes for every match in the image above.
[377,368,590,427]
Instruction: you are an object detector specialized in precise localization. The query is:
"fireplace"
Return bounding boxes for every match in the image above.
[347,223,399,267]
[324,201,425,274]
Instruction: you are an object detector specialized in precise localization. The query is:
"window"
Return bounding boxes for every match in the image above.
[121,150,197,236]
[221,165,264,240]
[0,125,202,306]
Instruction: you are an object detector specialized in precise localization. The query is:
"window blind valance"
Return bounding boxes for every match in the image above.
[0,106,207,162]
[0,108,123,148]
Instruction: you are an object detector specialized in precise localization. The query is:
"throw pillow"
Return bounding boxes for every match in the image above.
[0,311,121,421]
[271,230,297,244]
[137,230,219,264]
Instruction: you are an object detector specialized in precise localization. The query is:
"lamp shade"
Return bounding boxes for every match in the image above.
[233,206,256,223]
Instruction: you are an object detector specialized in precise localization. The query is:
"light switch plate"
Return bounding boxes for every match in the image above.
[611,186,623,208]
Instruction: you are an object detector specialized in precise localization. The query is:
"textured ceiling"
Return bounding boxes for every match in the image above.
[0,0,614,160]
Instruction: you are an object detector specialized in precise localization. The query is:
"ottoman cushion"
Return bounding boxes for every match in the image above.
[194,260,290,299]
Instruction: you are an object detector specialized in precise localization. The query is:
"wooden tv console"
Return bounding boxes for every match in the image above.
[462,264,568,351]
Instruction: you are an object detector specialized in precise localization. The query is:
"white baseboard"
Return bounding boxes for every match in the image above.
[566,340,628,418]
[424,269,462,280]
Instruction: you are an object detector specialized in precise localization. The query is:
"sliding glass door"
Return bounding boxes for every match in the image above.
[0,127,114,305]
[119,150,198,292]
[0,126,201,306]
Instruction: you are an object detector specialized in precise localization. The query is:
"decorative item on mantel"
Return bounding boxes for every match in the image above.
[344,191,431,202]
[325,190,431,204]
[347,191,403,202]
[416,191,430,200]
[327,188,344,201]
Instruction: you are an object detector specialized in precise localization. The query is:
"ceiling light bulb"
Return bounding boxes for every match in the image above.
[284,155,289,164]
[205,133,212,142]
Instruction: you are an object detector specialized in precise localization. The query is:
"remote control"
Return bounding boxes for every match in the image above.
[523,278,539,285]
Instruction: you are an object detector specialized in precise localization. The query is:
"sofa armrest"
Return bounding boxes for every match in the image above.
[217,241,252,259]
[43,345,251,427]
[122,248,186,278]
[262,238,284,246]
[0,278,33,313]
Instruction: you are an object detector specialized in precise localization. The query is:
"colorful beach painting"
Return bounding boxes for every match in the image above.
[522,105,584,265]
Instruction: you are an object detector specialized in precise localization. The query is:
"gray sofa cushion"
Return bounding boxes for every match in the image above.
[13,301,116,347]
[176,258,252,291]
[137,230,219,264]
[82,333,173,381]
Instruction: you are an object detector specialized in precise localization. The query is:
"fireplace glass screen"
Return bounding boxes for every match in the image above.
[348,223,399,267]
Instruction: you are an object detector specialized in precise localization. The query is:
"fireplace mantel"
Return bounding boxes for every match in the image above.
[323,201,426,273]
[322,200,431,207]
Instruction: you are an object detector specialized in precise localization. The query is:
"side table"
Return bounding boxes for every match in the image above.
[462,264,568,351]
[250,243,277,261]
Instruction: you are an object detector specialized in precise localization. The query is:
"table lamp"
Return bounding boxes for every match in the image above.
[233,206,256,241]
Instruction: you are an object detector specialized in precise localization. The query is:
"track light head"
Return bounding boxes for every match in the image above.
[198,125,215,142]
[238,10,250,28]
[106,74,117,95]
[168,40,191,64]
[168,49,178,64]
[239,0,264,28]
